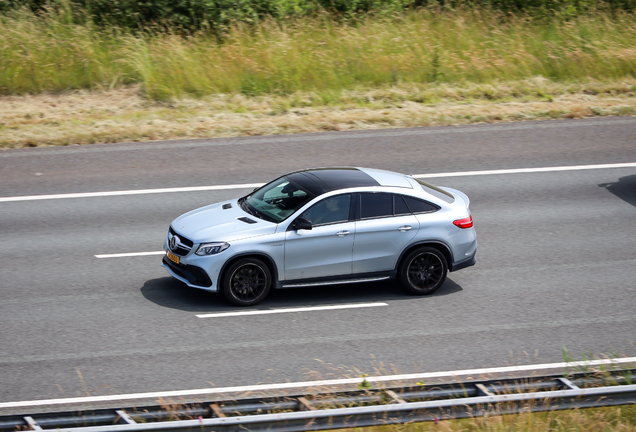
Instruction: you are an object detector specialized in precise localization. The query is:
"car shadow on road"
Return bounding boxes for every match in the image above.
[140,277,463,312]
[599,174,636,208]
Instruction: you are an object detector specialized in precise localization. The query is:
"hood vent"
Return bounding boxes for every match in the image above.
[237,217,257,224]
[222,203,232,209]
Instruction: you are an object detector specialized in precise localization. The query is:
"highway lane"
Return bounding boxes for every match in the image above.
[2,117,636,197]
[1,117,636,407]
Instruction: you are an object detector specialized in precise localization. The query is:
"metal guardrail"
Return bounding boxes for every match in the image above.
[2,370,635,432]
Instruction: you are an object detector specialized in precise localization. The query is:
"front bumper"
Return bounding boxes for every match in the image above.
[161,255,216,291]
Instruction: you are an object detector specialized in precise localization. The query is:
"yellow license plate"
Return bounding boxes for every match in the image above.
[167,251,180,264]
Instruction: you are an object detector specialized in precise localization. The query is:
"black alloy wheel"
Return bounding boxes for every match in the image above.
[222,258,271,306]
[399,247,448,295]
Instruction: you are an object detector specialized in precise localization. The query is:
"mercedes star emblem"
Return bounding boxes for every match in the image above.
[170,235,179,250]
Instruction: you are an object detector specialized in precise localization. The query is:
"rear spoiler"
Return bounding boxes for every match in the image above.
[441,187,470,208]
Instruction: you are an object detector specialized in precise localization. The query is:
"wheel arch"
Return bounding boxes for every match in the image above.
[217,252,280,289]
[395,240,454,272]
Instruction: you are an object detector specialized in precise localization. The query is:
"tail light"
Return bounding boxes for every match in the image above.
[453,215,473,229]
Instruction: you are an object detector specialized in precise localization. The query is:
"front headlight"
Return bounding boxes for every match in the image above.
[195,242,230,256]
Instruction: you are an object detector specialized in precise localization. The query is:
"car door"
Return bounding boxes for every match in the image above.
[284,194,355,280]
[352,193,419,273]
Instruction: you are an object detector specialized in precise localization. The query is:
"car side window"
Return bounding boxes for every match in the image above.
[403,196,439,213]
[359,193,393,219]
[394,194,411,215]
[300,194,351,226]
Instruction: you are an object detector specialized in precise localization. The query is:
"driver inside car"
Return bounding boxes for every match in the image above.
[301,195,350,226]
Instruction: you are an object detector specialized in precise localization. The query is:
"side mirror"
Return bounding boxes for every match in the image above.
[292,217,312,231]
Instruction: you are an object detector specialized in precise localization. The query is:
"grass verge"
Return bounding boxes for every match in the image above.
[330,405,636,431]
[1,6,635,148]
[1,78,635,149]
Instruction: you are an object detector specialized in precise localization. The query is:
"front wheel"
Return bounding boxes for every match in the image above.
[399,247,448,295]
[222,258,271,306]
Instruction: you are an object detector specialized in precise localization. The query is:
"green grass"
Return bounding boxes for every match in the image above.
[330,405,636,431]
[1,7,636,100]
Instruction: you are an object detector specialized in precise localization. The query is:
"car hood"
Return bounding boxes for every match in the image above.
[170,199,276,243]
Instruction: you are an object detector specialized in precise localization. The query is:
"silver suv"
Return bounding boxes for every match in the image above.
[162,167,477,306]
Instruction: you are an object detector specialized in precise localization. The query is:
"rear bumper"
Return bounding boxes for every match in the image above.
[161,256,216,291]
[450,253,476,272]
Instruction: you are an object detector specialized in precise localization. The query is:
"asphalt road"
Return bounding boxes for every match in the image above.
[1,117,636,407]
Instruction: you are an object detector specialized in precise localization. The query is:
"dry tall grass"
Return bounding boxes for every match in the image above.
[2,79,635,148]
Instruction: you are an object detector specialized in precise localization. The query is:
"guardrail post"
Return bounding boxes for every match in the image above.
[115,411,136,425]
[385,390,406,404]
[557,378,580,390]
[297,397,316,411]
[209,404,226,418]
[23,417,42,431]
[475,384,494,396]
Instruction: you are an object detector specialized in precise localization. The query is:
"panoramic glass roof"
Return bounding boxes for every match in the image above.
[286,168,380,196]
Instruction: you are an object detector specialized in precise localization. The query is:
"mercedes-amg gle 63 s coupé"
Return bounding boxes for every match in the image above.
[162,167,476,306]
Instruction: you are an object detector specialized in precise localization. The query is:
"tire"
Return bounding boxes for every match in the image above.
[399,247,448,295]
[222,258,272,306]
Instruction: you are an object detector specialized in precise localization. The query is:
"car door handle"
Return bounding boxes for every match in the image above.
[335,230,351,236]
[398,225,412,232]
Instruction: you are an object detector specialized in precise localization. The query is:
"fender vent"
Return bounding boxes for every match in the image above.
[237,217,257,224]
[222,203,232,209]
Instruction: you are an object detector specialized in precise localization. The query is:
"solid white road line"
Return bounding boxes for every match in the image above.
[2,356,635,409]
[413,162,636,179]
[0,183,263,203]
[95,251,165,258]
[196,302,389,318]
[2,162,636,203]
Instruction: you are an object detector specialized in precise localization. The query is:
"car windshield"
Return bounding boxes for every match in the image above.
[240,177,315,223]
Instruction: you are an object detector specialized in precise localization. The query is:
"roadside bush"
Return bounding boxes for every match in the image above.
[1,0,635,31]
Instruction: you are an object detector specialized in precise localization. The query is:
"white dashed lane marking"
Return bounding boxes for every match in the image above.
[195,302,389,318]
[95,251,165,258]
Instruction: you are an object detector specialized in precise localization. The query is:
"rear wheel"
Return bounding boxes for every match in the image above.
[399,247,448,295]
[222,258,271,306]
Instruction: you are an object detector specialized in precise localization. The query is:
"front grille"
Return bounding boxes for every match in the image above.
[169,227,194,256]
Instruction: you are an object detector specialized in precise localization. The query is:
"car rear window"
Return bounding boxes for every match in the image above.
[403,196,440,213]
[415,179,455,203]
